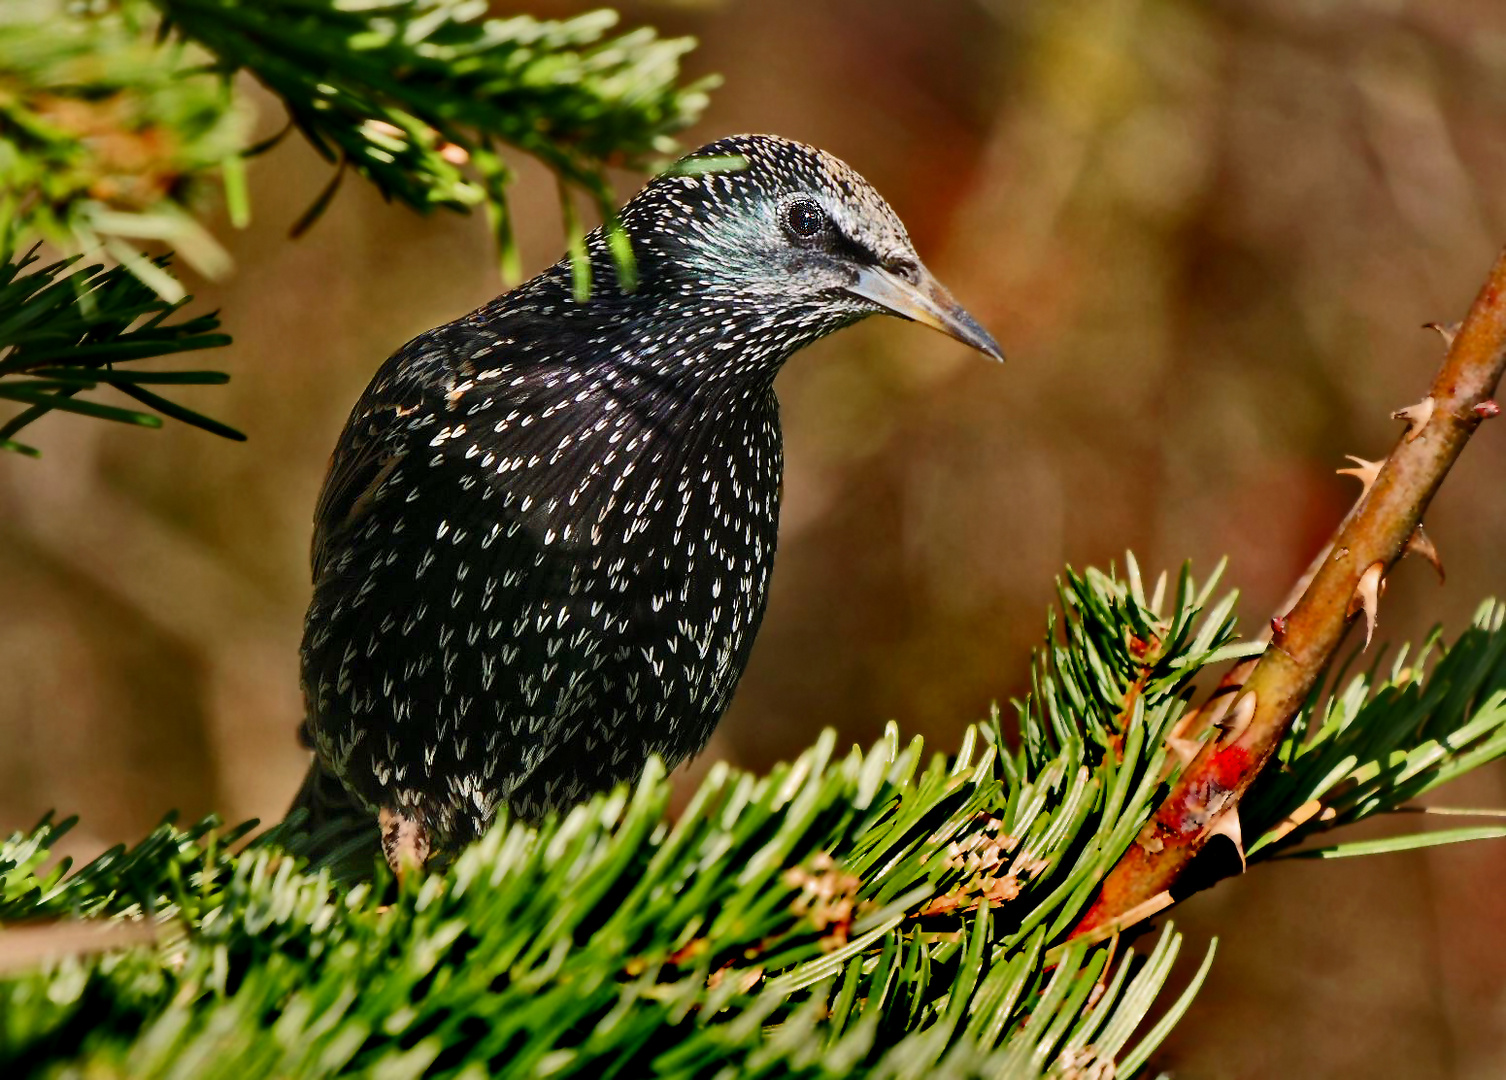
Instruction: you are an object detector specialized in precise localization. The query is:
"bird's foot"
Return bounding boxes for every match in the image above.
[378,807,431,879]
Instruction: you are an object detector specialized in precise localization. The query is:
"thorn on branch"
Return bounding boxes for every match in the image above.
[1392,396,1436,441]
[1347,561,1385,648]
[1216,691,1257,742]
[1166,736,1201,767]
[1404,525,1445,583]
[1270,614,1289,639]
[1474,399,1501,419]
[1207,809,1246,872]
[1336,455,1383,499]
[1424,321,1461,348]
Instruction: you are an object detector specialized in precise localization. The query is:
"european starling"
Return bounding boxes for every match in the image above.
[292,134,1002,871]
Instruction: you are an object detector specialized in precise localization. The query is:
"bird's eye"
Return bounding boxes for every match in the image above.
[782,198,827,240]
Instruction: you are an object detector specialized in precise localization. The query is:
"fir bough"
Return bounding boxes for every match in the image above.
[0,246,236,454]
[1,0,713,280]
[1,0,713,450]
[150,0,714,277]
[5,558,1506,1077]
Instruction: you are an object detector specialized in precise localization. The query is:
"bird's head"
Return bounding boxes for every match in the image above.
[613,134,1003,365]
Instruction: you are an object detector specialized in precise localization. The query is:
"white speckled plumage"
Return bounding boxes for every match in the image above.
[294,134,1001,859]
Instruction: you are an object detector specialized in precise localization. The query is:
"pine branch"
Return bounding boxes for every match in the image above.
[3,1,712,281]
[0,246,237,454]
[1243,599,1506,861]
[147,0,713,277]
[0,747,1210,1077]
[1,1,712,445]
[0,2,250,284]
[1071,246,1506,942]
[6,557,1505,1075]
[0,560,1244,1077]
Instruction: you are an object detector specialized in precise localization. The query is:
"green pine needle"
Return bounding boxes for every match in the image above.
[0,248,235,450]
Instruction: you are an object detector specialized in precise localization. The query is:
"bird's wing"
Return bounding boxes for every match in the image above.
[310,326,478,583]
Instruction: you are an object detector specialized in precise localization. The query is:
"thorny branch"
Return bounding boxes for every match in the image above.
[1070,245,1506,943]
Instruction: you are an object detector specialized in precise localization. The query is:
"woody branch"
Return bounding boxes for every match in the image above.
[1070,245,1506,943]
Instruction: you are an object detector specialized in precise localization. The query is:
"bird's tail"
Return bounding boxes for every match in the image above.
[280,727,381,873]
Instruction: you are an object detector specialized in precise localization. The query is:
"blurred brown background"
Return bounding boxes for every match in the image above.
[6,0,1506,1074]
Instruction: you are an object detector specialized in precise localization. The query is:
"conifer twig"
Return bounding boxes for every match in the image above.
[1072,245,1506,940]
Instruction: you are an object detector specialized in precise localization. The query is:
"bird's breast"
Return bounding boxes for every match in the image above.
[432,369,786,647]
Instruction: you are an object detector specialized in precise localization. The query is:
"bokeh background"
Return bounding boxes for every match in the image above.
[6,0,1506,1074]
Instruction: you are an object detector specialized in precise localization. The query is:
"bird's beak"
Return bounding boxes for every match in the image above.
[846,263,1004,361]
